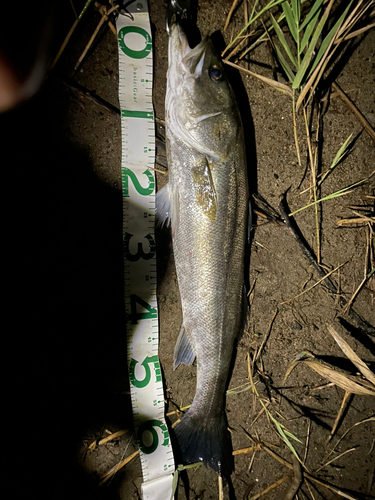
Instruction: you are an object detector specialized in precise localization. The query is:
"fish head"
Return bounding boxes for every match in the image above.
[167,23,241,160]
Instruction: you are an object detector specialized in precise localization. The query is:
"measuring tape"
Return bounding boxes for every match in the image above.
[116,3,175,499]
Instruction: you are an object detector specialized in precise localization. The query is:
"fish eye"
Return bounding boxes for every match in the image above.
[210,65,223,82]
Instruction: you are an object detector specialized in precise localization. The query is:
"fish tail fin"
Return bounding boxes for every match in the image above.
[174,410,233,477]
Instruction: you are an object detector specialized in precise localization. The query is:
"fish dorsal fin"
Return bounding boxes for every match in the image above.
[174,325,196,370]
[191,158,217,222]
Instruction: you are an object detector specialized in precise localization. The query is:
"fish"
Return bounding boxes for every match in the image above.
[156,21,249,477]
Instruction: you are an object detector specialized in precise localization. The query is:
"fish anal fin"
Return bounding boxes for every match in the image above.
[173,325,196,370]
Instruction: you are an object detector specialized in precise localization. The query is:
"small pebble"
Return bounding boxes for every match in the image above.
[292,321,302,330]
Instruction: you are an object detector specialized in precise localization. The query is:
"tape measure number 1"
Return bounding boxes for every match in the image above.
[116,3,175,499]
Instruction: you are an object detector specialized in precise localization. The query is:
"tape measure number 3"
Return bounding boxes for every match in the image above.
[116,2,175,499]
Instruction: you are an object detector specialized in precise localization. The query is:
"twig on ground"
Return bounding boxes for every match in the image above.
[248,449,257,472]
[332,81,375,144]
[218,474,224,500]
[279,262,347,305]
[224,60,293,97]
[250,401,271,427]
[255,309,279,361]
[51,0,95,69]
[88,429,128,450]
[305,480,318,500]
[315,447,357,473]
[74,3,119,71]
[326,390,352,445]
[303,420,311,466]
[249,476,289,500]
[224,0,242,31]
[342,267,375,315]
[262,444,359,499]
[284,453,303,500]
[99,450,139,485]
[309,382,335,392]
[325,416,375,460]
[233,444,261,456]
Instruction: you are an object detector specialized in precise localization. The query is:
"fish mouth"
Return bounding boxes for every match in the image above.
[174,24,210,77]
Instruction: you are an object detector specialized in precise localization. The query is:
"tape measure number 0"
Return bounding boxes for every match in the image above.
[116,3,175,499]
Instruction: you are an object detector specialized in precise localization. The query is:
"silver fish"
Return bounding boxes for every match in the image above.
[157,22,249,476]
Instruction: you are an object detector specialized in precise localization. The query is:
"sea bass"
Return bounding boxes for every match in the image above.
[157,22,249,476]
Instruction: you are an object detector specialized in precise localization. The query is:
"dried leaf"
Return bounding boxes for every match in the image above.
[284,351,315,382]
[327,324,375,386]
[303,358,375,396]
[284,352,375,396]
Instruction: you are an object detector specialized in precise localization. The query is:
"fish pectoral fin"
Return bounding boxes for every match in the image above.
[156,183,172,227]
[191,158,217,222]
[174,325,196,370]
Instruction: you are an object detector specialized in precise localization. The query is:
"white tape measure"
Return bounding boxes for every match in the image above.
[116,3,175,499]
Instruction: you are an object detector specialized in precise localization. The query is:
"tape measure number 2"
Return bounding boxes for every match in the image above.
[116,3,175,499]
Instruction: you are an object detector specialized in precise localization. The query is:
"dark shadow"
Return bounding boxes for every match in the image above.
[2,70,131,500]
[273,389,333,431]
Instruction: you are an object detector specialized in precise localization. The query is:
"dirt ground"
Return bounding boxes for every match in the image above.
[3,1,374,499]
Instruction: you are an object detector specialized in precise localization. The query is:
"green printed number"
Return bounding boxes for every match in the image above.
[138,419,170,454]
[129,355,161,388]
[122,168,154,197]
[129,294,157,324]
[124,233,155,262]
[118,26,152,59]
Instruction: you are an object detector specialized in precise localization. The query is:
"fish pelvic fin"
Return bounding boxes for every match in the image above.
[174,325,196,369]
[174,410,233,477]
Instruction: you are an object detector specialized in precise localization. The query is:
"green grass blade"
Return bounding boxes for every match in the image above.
[289,174,372,217]
[224,0,285,55]
[307,1,353,78]
[300,0,324,31]
[266,406,302,459]
[291,0,300,23]
[292,0,334,89]
[284,429,303,442]
[271,13,298,68]
[300,10,319,54]
[249,0,260,24]
[319,134,353,185]
[171,463,203,499]
[282,1,298,43]
[273,42,296,83]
